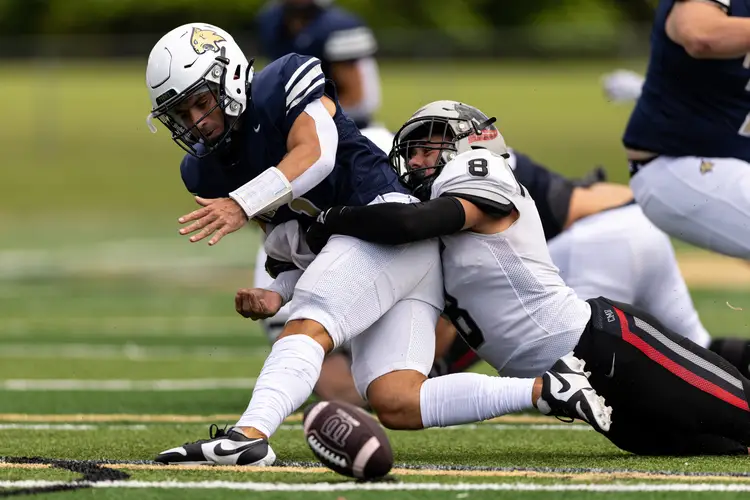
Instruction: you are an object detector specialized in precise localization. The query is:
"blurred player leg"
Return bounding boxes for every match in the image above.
[548,204,711,348]
[630,156,750,260]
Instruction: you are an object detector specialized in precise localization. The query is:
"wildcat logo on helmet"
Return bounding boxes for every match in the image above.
[190,27,226,55]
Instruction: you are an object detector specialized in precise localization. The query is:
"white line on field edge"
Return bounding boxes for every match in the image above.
[0,378,257,391]
[1,480,750,492]
[0,424,148,431]
[0,344,268,360]
[0,423,590,432]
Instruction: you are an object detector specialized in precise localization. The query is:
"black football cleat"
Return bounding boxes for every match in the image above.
[537,352,613,433]
[155,424,276,466]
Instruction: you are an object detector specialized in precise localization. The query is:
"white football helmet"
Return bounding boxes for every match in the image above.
[389,100,509,198]
[145,23,254,157]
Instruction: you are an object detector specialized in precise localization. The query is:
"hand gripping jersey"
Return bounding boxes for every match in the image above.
[179,53,404,226]
[623,0,750,161]
[433,149,592,377]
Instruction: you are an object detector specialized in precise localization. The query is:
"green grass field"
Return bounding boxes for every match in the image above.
[1,59,749,498]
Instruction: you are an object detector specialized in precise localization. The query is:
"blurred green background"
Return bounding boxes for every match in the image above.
[0,0,747,417]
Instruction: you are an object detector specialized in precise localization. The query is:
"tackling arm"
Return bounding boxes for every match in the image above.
[306,195,502,252]
[307,197,467,249]
[666,0,750,59]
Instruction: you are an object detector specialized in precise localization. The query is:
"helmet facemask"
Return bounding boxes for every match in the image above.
[389,114,498,200]
[147,50,247,158]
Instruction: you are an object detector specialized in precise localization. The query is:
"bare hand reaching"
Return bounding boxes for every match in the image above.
[235,288,283,320]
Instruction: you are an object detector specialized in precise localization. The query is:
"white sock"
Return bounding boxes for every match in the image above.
[419,373,535,428]
[236,335,325,437]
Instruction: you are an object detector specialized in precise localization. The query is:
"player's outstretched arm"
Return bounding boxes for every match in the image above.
[304,198,465,251]
[667,0,750,59]
[305,196,503,252]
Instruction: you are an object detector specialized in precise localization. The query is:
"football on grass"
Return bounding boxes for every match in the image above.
[303,401,393,479]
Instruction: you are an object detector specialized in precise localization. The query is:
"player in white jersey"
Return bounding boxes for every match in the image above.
[308,100,750,455]
[240,218,612,436]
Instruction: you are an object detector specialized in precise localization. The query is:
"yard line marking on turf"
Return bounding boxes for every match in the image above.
[0,344,269,360]
[0,378,256,391]
[0,317,255,337]
[0,424,147,431]
[4,480,750,492]
[0,423,587,432]
[100,465,750,483]
[4,459,750,483]
[0,413,560,424]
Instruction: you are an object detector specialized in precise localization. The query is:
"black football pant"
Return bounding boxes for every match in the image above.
[574,297,750,455]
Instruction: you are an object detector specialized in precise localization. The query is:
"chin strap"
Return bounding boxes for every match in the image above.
[146,113,158,134]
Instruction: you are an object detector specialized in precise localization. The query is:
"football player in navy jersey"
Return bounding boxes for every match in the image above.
[144,22,444,466]
[256,0,390,149]
[144,24,610,467]
[623,0,750,260]
[253,0,390,371]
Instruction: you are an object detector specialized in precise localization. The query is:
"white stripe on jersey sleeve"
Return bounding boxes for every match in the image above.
[284,57,320,93]
[286,64,324,112]
[287,79,325,112]
[700,0,729,11]
[324,27,377,61]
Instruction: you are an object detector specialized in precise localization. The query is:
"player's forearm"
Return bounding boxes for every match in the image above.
[668,2,750,59]
[323,197,466,244]
[229,100,337,220]
[564,184,634,228]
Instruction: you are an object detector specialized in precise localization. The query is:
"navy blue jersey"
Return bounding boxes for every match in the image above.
[256,4,377,80]
[180,53,404,226]
[623,0,750,162]
[508,151,574,241]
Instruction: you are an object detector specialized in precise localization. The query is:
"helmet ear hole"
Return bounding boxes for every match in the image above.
[233,65,241,80]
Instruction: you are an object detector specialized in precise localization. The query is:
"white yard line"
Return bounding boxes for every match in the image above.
[2,480,750,492]
[0,378,256,391]
[0,344,267,360]
[0,424,147,431]
[0,423,588,432]
[0,237,257,280]
[0,317,249,337]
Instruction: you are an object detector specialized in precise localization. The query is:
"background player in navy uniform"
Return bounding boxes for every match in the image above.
[145,22,448,466]
[623,0,750,260]
[306,100,750,455]
[256,0,389,147]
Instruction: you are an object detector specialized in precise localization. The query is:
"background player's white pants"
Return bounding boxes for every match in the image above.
[360,125,394,155]
[630,156,750,260]
[253,245,292,342]
[547,203,711,348]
